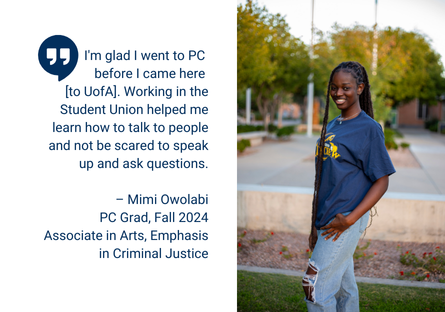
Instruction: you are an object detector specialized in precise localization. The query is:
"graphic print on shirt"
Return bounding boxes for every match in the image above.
[316,132,341,161]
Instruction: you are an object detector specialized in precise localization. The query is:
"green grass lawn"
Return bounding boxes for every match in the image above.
[238,270,445,311]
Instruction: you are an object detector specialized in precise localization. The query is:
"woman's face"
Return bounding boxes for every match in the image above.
[330,70,364,111]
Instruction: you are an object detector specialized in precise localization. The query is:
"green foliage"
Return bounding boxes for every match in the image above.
[312,24,445,123]
[237,125,264,133]
[425,118,439,132]
[237,230,247,253]
[237,1,275,91]
[384,128,399,150]
[376,29,445,105]
[238,230,247,239]
[353,241,374,260]
[276,125,294,137]
[372,93,392,123]
[237,139,251,153]
[237,1,310,124]
[398,246,445,275]
[280,245,293,259]
[400,142,410,149]
[251,232,272,244]
[385,141,398,150]
[429,123,438,132]
[237,89,247,110]
[267,124,277,132]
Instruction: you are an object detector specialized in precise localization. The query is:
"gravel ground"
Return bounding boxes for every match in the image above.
[237,229,445,283]
[387,148,420,168]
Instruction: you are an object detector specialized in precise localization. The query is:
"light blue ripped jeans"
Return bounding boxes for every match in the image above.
[303,211,369,312]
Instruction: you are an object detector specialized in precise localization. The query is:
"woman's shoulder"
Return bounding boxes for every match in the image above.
[359,112,384,138]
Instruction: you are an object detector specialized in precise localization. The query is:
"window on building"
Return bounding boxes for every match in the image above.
[417,102,429,120]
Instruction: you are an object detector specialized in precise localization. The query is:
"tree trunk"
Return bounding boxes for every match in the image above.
[262,97,270,129]
[269,93,282,126]
[255,90,267,123]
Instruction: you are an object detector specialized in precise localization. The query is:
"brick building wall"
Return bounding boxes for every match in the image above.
[397,99,424,127]
[397,99,445,127]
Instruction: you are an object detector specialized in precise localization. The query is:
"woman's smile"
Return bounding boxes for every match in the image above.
[334,98,346,105]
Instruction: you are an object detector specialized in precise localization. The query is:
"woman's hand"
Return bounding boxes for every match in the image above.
[320,213,352,242]
[318,176,390,243]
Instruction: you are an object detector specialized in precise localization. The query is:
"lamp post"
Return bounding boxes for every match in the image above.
[307,0,315,137]
[246,88,251,124]
[372,0,378,76]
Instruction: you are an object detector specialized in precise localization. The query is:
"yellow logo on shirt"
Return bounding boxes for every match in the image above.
[316,133,341,160]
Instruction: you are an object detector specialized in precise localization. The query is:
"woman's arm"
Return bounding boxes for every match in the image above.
[320,175,389,241]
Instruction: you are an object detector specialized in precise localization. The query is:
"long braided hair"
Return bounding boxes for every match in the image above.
[309,61,374,249]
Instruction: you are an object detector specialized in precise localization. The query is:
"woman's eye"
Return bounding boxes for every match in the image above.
[343,88,349,91]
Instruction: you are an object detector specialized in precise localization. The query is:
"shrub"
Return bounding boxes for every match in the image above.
[400,142,410,149]
[385,141,399,150]
[276,125,294,138]
[397,246,445,276]
[268,124,278,133]
[237,139,251,153]
[425,118,439,131]
[429,123,438,132]
[353,241,374,260]
[384,128,403,138]
[237,125,264,133]
[384,128,399,150]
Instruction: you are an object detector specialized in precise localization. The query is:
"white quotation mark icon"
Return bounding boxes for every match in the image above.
[47,48,70,65]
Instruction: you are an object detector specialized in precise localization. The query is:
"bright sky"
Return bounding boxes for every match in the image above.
[237,0,445,62]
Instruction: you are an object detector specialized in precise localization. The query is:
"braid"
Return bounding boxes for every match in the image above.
[309,61,375,250]
[310,68,336,244]
[358,64,374,118]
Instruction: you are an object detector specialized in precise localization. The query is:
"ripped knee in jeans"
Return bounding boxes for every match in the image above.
[302,260,319,303]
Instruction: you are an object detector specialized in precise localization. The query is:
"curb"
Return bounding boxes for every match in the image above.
[237,265,445,289]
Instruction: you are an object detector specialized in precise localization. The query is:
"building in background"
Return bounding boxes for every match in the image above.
[280,103,301,119]
[397,99,445,127]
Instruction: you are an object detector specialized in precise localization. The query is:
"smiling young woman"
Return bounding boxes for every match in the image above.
[302,61,395,311]
[330,70,363,123]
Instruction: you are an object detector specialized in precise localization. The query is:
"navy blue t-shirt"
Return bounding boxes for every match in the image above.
[315,111,395,229]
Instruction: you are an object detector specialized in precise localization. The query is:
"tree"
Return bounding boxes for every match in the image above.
[256,12,310,125]
[237,1,275,92]
[313,24,445,122]
[237,1,310,125]
[379,28,445,105]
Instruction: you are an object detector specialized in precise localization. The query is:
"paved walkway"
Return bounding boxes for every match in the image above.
[237,128,445,195]
[238,265,445,289]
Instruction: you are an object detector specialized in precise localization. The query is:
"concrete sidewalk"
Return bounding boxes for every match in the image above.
[238,265,445,289]
[237,128,445,195]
